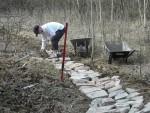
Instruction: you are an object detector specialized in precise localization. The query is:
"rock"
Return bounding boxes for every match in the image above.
[77,69,87,73]
[104,81,116,89]
[101,98,115,106]
[126,88,138,93]
[118,107,130,113]
[116,99,129,104]
[130,96,143,101]
[109,89,125,98]
[96,105,116,112]
[75,66,90,71]
[86,90,108,99]
[141,102,150,113]
[129,108,140,113]
[145,102,150,108]
[97,77,111,82]
[72,79,94,86]
[127,92,140,99]
[88,72,101,78]
[132,101,144,110]
[79,86,102,94]
[115,102,130,108]
[90,98,115,107]
[111,76,120,80]
[70,74,88,80]
[115,92,128,100]
[108,85,122,93]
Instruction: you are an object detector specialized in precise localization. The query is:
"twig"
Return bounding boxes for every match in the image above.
[23,83,38,90]
[15,54,30,63]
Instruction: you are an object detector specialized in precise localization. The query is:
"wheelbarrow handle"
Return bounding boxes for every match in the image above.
[127,50,136,58]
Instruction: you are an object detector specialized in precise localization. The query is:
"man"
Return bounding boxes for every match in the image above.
[33,22,65,53]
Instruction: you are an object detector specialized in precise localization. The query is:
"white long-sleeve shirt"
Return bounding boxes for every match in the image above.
[41,22,64,50]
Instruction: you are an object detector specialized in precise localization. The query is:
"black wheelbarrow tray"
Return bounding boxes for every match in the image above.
[104,41,135,64]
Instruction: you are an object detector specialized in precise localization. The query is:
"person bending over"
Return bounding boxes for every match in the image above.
[33,22,65,53]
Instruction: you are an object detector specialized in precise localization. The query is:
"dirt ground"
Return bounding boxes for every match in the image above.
[0,57,90,113]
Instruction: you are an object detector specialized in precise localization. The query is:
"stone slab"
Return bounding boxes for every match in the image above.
[109,89,125,98]
[126,88,138,93]
[108,85,122,93]
[86,90,108,99]
[79,86,102,94]
[115,92,128,100]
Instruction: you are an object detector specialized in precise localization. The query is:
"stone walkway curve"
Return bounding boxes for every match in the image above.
[46,56,150,113]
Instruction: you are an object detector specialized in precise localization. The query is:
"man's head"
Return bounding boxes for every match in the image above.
[33,25,43,37]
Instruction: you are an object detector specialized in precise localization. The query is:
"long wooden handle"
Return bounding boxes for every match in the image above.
[61,23,68,81]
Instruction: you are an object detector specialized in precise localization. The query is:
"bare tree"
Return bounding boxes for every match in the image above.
[111,0,114,21]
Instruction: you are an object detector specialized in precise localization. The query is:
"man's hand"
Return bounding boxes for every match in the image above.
[40,49,46,53]
[40,49,49,58]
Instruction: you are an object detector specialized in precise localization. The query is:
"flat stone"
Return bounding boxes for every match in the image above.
[86,90,108,99]
[101,98,115,106]
[115,92,128,100]
[97,77,111,82]
[130,96,143,101]
[116,99,129,104]
[126,88,138,93]
[88,72,101,78]
[70,74,88,80]
[90,97,115,107]
[96,80,112,86]
[85,70,95,74]
[75,66,90,71]
[72,79,94,86]
[118,107,130,113]
[70,71,88,78]
[129,108,140,113]
[79,86,102,94]
[141,107,150,113]
[132,101,144,110]
[145,102,150,108]
[127,92,140,99]
[141,102,150,113]
[108,85,122,93]
[96,105,116,112]
[109,89,125,98]
[111,76,120,80]
[104,81,116,89]
[77,69,88,73]
[115,102,130,108]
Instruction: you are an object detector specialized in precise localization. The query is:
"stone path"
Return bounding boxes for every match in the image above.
[45,57,150,113]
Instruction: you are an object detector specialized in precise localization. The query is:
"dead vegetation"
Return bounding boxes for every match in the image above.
[0,56,90,113]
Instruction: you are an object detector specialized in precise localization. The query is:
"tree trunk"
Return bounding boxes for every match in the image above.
[111,0,114,21]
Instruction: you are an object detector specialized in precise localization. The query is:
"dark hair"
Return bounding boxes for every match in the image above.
[33,25,39,37]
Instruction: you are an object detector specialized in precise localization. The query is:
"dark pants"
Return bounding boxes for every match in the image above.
[51,28,65,50]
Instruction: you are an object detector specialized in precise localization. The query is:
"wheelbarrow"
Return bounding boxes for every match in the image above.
[70,38,91,57]
[104,41,135,64]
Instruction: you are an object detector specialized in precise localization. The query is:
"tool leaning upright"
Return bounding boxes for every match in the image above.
[60,22,68,81]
